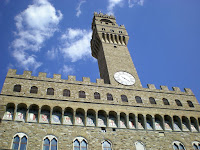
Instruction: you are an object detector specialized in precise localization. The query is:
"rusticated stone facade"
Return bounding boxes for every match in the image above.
[0,12,200,150]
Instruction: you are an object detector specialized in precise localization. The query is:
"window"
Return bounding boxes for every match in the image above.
[30,86,38,94]
[12,133,28,150]
[102,140,112,150]
[172,141,185,150]
[149,97,156,104]
[102,28,105,31]
[94,92,100,99]
[163,98,170,105]
[119,31,122,33]
[43,135,58,150]
[47,88,54,95]
[193,141,200,150]
[135,96,143,103]
[107,93,113,101]
[121,95,128,102]
[73,137,88,150]
[13,84,21,92]
[63,89,70,97]
[187,100,194,107]
[175,99,182,106]
[135,141,145,150]
[79,91,86,98]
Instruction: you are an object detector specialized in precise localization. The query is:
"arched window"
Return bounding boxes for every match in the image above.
[73,137,88,150]
[30,86,38,94]
[94,92,100,99]
[175,99,182,106]
[63,89,70,97]
[163,98,170,105]
[121,95,128,102]
[47,88,54,95]
[135,141,145,150]
[102,140,112,150]
[12,133,28,150]
[149,97,156,104]
[192,141,200,150]
[107,93,113,101]
[187,100,194,107]
[79,91,86,98]
[135,96,143,103]
[13,84,21,92]
[3,103,15,120]
[43,135,58,150]
[172,141,185,150]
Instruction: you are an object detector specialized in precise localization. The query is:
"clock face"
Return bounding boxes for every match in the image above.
[114,71,135,85]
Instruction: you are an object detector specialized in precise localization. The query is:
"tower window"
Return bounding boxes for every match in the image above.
[43,135,58,150]
[12,133,28,150]
[102,28,105,31]
[79,91,86,98]
[13,84,21,92]
[121,95,128,102]
[187,100,194,107]
[149,97,156,104]
[110,29,114,32]
[163,98,170,105]
[135,96,143,103]
[63,89,70,97]
[30,86,38,94]
[175,99,182,106]
[172,141,186,150]
[107,93,113,101]
[119,31,122,33]
[73,137,88,150]
[94,92,100,99]
[102,140,112,150]
[47,88,54,95]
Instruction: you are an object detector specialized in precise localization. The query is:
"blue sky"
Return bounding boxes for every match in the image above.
[0,0,200,102]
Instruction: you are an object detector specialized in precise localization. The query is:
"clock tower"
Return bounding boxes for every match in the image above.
[91,12,142,87]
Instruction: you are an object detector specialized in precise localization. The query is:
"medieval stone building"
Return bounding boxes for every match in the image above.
[0,12,200,150]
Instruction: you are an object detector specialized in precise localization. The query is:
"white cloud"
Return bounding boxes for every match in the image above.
[107,0,123,15]
[107,0,144,14]
[59,65,74,76]
[76,0,86,17]
[13,50,42,71]
[60,28,92,62]
[128,0,144,8]
[12,0,63,70]
[46,48,58,60]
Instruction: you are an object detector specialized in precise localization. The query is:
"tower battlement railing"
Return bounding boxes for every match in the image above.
[3,69,195,96]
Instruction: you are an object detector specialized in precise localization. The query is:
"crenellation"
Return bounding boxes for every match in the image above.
[96,78,104,85]
[82,77,90,83]
[94,12,115,20]
[184,88,194,95]
[23,70,32,77]
[172,87,181,92]
[38,72,47,79]
[53,74,61,80]
[68,75,76,81]
[160,85,169,91]
[147,84,156,89]
[7,69,16,76]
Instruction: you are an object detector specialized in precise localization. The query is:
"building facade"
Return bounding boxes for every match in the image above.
[0,12,200,150]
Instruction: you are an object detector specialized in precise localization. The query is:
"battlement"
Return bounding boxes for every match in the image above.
[94,12,115,20]
[6,69,194,95]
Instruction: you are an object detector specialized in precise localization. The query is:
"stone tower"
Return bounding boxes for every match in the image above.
[91,12,142,87]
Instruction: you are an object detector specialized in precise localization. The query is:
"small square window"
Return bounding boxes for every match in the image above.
[112,128,116,131]
[101,127,106,132]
